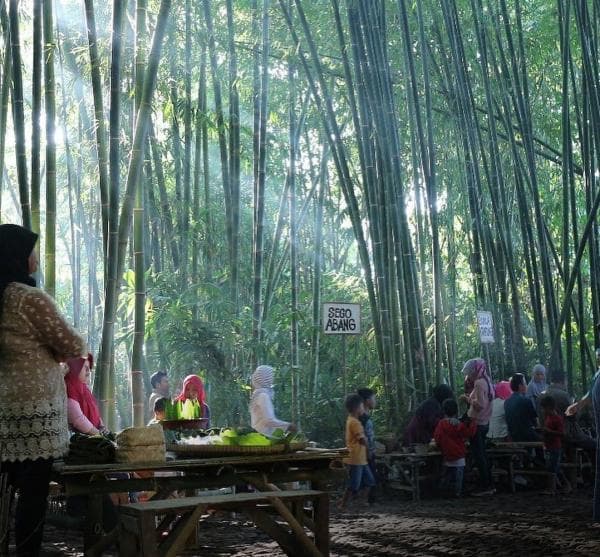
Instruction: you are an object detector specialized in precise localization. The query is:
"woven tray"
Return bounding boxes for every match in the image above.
[166,443,286,457]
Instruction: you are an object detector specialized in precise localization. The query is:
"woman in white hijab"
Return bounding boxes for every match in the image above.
[249,365,296,435]
[526,363,548,401]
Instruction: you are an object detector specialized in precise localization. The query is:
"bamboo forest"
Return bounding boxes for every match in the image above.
[1,0,599,439]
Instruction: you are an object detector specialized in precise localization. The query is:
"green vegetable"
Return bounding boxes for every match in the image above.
[219,428,238,445]
[237,433,272,446]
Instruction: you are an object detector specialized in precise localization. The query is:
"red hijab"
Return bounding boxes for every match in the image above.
[64,354,102,429]
[175,374,206,405]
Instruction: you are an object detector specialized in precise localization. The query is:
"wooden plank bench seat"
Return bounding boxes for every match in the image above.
[119,489,329,557]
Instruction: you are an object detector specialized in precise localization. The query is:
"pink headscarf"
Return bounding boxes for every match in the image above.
[462,358,494,400]
[175,374,206,406]
[494,380,512,400]
[64,354,102,429]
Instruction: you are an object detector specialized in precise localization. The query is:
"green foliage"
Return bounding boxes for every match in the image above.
[6,0,600,436]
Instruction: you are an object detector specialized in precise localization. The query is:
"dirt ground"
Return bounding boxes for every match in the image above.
[32,486,600,557]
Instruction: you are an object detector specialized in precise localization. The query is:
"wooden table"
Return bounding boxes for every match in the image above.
[376,451,442,501]
[52,448,346,556]
[377,446,531,499]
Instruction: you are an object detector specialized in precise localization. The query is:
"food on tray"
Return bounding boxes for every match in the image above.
[163,426,307,448]
[163,398,204,420]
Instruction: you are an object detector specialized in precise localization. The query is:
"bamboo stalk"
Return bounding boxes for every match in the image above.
[43,0,57,297]
[8,0,31,229]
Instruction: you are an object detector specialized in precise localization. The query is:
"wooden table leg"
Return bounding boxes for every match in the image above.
[508,457,516,493]
[138,512,158,556]
[412,462,420,502]
[313,492,330,557]
[83,494,103,556]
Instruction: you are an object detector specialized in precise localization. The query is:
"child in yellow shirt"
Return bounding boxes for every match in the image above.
[340,394,375,509]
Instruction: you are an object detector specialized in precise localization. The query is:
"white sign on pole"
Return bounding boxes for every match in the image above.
[323,303,361,335]
[476,310,494,344]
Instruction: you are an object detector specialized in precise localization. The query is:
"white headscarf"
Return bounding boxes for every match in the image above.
[251,365,274,401]
[526,363,547,399]
[249,364,291,434]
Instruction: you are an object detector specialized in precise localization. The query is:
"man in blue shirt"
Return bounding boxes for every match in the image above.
[504,373,540,442]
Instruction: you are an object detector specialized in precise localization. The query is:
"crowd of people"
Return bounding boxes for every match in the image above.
[341,356,600,521]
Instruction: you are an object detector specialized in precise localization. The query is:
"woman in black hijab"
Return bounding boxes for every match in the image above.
[403,384,455,446]
[0,224,86,556]
[0,223,37,298]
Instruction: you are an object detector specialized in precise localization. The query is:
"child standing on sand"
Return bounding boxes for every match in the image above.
[358,388,377,503]
[434,398,477,497]
[540,395,571,494]
[340,394,375,509]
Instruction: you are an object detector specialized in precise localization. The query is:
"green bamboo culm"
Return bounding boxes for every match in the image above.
[83,0,110,259]
[0,4,12,223]
[251,0,271,366]
[180,0,193,289]
[8,0,31,229]
[43,0,56,297]
[226,0,241,318]
[94,0,126,427]
[30,0,42,238]
[131,0,148,427]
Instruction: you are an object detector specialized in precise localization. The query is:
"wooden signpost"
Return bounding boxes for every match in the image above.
[323,303,361,397]
[476,310,494,371]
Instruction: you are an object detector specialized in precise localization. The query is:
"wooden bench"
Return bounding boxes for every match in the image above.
[490,442,591,492]
[119,489,329,557]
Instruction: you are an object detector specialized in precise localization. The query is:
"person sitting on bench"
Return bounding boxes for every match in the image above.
[505,373,540,443]
[541,370,595,453]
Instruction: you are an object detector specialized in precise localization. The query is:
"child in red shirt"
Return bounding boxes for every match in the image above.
[540,395,571,493]
[433,398,477,497]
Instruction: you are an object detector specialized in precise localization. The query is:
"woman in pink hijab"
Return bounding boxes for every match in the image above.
[461,358,495,495]
[64,354,106,435]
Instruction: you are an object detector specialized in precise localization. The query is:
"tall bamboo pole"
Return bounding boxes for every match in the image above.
[131,0,148,427]
[84,0,110,258]
[31,0,42,238]
[226,0,240,316]
[0,4,11,223]
[252,0,271,365]
[95,0,126,425]
[181,0,192,287]
[43,0,57,297]
[8,0,30,229]
[288,59,300,427]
